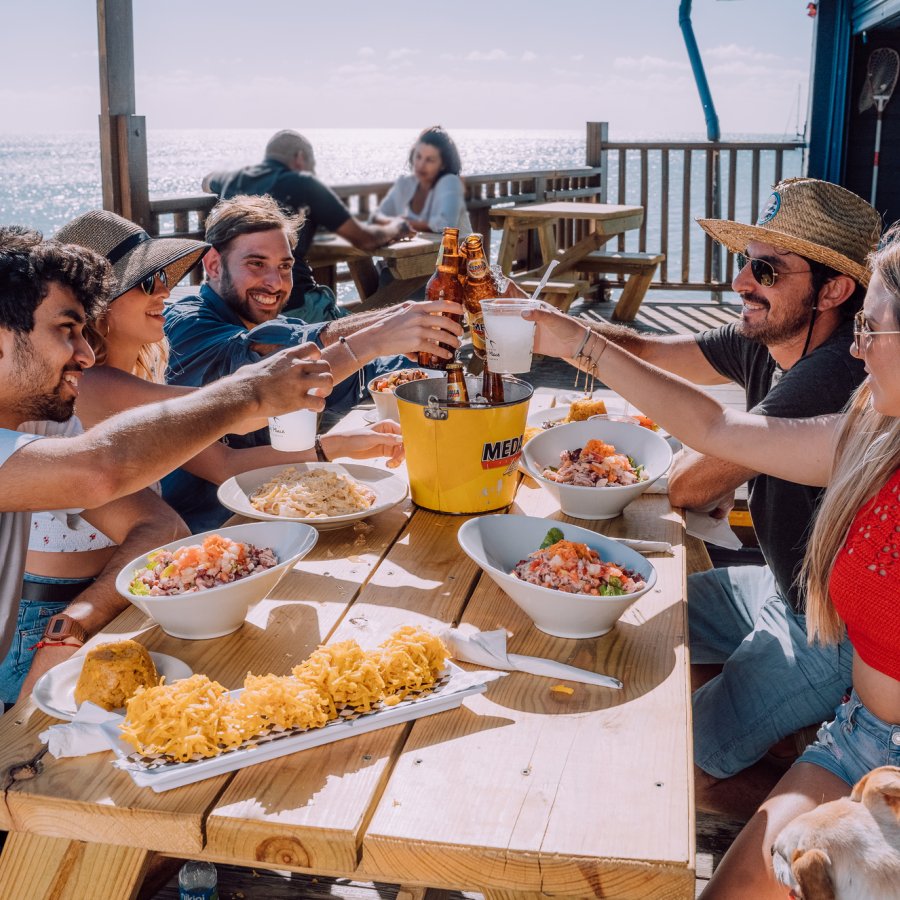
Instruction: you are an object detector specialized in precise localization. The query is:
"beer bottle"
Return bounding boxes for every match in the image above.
[481,368,505,405]
[445,362,469,404]
[461,234,495,358]
[418,228,464,370]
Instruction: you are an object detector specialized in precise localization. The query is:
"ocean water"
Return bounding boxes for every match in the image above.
[0,128,804,289]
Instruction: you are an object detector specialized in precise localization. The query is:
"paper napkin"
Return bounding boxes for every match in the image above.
[38,701,120,758]
[685,510,743,550]
[440,625,623,690]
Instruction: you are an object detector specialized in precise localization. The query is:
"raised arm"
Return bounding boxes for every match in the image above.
[527,307,840,487]
[586,320,731,385]
[1,343,333,511]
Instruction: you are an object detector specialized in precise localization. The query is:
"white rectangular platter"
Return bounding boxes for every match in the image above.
[100,662,488,793]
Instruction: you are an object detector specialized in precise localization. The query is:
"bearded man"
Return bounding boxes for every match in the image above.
[581,178,880,812]
[163,194,463,531]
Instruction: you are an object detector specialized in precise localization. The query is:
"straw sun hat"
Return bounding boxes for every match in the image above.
[698,177,882,287]
[55,210,209,298]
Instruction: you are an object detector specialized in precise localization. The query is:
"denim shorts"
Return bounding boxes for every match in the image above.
[797,690,900,787]
[0,574,92,707]
[689,564,852,779]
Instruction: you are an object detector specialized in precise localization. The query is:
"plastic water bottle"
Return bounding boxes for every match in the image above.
[178,860,218,900]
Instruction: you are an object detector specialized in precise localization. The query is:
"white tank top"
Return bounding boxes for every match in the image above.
[20,418,118,553]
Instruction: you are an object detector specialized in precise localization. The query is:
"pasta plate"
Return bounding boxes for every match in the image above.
[217,462,408,530]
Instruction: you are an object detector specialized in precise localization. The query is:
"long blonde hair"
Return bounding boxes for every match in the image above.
[85,319,169,385]
[801,225,900,644]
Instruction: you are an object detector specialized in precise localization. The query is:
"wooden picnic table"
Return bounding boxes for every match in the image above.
[306,232,441,312]
[489,202,662,321]
[0,389,695,900]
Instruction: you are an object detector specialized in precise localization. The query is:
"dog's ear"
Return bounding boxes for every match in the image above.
[850,769,872,803]
[792,848,836,900]
[861,766,900,823]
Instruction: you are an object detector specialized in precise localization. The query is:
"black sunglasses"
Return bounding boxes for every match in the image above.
[140,269,168,296]
[736,254,809,288]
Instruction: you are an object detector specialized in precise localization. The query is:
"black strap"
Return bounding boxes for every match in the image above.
[106,230,152,265]
[21,577,94,605]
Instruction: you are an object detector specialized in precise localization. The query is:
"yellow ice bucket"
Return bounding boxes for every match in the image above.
[395,376,533,514]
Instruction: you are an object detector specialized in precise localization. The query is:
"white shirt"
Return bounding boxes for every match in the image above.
[376,173,472,234]
[0,428,45,659]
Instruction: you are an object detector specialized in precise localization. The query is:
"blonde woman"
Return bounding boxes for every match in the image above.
[523,226,900,898]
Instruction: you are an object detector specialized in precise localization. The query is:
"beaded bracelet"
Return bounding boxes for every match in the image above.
[339,335,366,395]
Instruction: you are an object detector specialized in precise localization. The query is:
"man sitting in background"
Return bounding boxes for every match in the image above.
[202,129,412,322]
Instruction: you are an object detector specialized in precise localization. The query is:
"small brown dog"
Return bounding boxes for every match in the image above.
[772,765,900,899]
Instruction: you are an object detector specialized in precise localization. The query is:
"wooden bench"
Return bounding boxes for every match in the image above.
[576,250,665,321]
[516,278,589,313]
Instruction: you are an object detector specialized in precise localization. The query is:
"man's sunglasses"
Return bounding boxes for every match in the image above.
[853,308,900,355]
[140,269,168,296]
[735,254,809,288]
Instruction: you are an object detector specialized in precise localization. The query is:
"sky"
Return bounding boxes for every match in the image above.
[1,0,817,137]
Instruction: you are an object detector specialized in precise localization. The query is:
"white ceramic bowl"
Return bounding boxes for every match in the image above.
[115,522,318,640]
[457,515,656,638]
[521,419,672,520]
[367,369,445,421]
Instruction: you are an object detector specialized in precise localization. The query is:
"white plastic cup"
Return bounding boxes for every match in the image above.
[268,408,317,451]
[480,299,540,374]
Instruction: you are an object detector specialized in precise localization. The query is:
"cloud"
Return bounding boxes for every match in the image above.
[358,46,375,57]
[521,51,537,63]
[613,55,690,73]
[387,47,419,61]
[465,49,510,62]
[334,61,378,76]
[705,44,781,63]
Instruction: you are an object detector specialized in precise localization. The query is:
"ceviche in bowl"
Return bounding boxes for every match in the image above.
[458,516,656,638]
[367,368,445,421]
[522,419,672,520]
[116,522,317,639]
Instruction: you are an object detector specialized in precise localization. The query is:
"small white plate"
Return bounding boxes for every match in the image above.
[32,651,191,721]
[217,462,408,530]
[528,397,676,444]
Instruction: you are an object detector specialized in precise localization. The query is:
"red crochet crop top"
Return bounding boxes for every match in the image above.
[829,468,900,680]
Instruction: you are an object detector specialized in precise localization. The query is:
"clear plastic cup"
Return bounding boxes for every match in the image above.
[480,299,540,374]
[268,408,317,451]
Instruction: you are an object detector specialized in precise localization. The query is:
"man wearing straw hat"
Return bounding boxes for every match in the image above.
[581,178,879,811]
[0,226,332,707]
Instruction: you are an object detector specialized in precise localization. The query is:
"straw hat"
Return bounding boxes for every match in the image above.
[697,177,882,286]
[55,210,209,299]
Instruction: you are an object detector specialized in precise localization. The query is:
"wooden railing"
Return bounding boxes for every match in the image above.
[599,137,806,292]
[147,123,806,296]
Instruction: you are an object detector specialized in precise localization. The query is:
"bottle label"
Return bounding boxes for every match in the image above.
[447,381,464,402]
[467,258,488,279]
[180,891,218,900]
[468,314,486,350]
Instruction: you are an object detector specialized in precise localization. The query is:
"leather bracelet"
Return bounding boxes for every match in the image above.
[314,435,329,462]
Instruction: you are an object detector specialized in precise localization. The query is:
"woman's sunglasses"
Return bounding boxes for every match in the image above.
[853,308,900,354]
[735,254,809,288]
[140,269,168,296]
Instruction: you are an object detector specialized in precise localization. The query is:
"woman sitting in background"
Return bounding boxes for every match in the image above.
[523,225,900,898]
[374,126,472,234]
